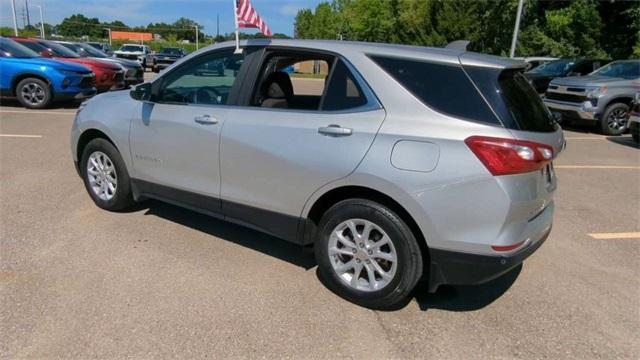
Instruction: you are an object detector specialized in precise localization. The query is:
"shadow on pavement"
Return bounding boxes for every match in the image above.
[606,135,639,149]
[0,98,81,109]
[560,122,598,134]
[414,264,522,312]
[141,200,317,270]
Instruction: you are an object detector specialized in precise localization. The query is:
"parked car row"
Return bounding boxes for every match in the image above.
[0,37,145,109]
[523,58,639,136]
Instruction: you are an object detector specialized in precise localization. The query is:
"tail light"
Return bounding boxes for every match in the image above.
[465,136,554,176]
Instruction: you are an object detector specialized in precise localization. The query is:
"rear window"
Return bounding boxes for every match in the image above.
[465,66,557,132]
[369,56,500,125]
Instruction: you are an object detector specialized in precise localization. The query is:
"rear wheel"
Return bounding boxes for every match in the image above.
[631,126,639,143]
[315,199,423,310]
[80,138,134,211]
[16,78,52,109]
[600,103,629,135]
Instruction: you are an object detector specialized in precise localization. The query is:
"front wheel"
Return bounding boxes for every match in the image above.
[315,199,423,310]
[600,103,629,136]
[80,138,134,211]
[16,78,52,109]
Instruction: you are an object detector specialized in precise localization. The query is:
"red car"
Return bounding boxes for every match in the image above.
[12,38,125,92]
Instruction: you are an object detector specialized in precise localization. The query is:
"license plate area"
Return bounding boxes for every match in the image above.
[541,162,556,191]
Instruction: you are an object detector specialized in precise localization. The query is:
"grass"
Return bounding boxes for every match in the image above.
[290,73,327,79]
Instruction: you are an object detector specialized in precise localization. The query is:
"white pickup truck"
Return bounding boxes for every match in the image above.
[113,44,153,70]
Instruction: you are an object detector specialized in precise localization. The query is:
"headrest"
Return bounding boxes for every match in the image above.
[261,71,293,99]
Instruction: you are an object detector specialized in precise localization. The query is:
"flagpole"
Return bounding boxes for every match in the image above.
[233,0,241,53]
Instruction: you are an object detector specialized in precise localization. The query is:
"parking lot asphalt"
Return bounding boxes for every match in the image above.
[1,94,639,358]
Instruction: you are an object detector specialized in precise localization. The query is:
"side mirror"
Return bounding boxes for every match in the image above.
[40,49,53,57]
[130,82,152,101]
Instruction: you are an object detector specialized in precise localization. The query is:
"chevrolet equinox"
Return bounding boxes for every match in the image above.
[71,40,564,309]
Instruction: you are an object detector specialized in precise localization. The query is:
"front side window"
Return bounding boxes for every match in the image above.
[156,48,243,105]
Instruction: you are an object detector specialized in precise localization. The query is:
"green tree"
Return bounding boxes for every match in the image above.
[344,0,397,42]
[294,9,314,38]
[57,14,102,38]
[519,0,607,57]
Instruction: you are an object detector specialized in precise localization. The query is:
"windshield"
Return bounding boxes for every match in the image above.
[59,42,81,53]
[41,40,80,58]
[528,59,575,76]
[159,48,181,55]
[77,43,107,58]
[0,38,40,58]
[590,61,640,79]
[120,45,143,52]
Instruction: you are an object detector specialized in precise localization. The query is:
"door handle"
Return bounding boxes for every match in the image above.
[318,124,352,137]
[194,115,218,125]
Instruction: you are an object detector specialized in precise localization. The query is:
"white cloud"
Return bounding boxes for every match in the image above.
[279,3,304,16]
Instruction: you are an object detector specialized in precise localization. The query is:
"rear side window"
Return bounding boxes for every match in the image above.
[369,56,500,125]
[322,60,367,111]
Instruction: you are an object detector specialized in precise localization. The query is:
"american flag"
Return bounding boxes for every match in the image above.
[235,0,272,37]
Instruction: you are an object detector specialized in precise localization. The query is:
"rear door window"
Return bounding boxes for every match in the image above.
[322,60,367,111]
[369,56,500,125]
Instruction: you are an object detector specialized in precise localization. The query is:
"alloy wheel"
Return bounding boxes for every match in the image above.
[328,219,397,292]
[20,82,46,106]
[87,151,118,201]
[607,107,628,132]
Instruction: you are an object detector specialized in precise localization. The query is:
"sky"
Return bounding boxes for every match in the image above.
[0,0,323,36]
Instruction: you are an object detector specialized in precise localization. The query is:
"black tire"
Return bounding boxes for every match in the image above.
[80,138,134,211]
[315,199,423,310]
[632,128,639,143]
[15,78,52,109]
[600,103,630,136]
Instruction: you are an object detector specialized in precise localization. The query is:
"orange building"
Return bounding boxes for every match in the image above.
[111,31,153,41]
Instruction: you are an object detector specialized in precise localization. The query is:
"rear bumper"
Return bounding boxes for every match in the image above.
[427,226,551,292]
[543,98,599,121]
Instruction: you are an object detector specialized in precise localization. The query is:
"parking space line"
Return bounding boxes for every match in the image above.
[555,165,640,170]
[0,134,43,138]
[589,232,640,240]
[0,110,76,116]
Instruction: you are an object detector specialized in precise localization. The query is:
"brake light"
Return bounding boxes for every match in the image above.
[465,136,554,176]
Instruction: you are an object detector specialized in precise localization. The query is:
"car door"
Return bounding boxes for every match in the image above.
[219,52,385,242]
[129,48,245,211]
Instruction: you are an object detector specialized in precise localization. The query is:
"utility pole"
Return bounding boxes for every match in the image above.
[216,13,220,38]
[194,25,199,50]
[24,0,31,27]
[32,4,44,39]
[509,0,525,58]
[10,0,18,36]
[104,28,112,46]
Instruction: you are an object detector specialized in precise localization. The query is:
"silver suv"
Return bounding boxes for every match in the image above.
[71,40,564,309]
[544,60,640,135]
